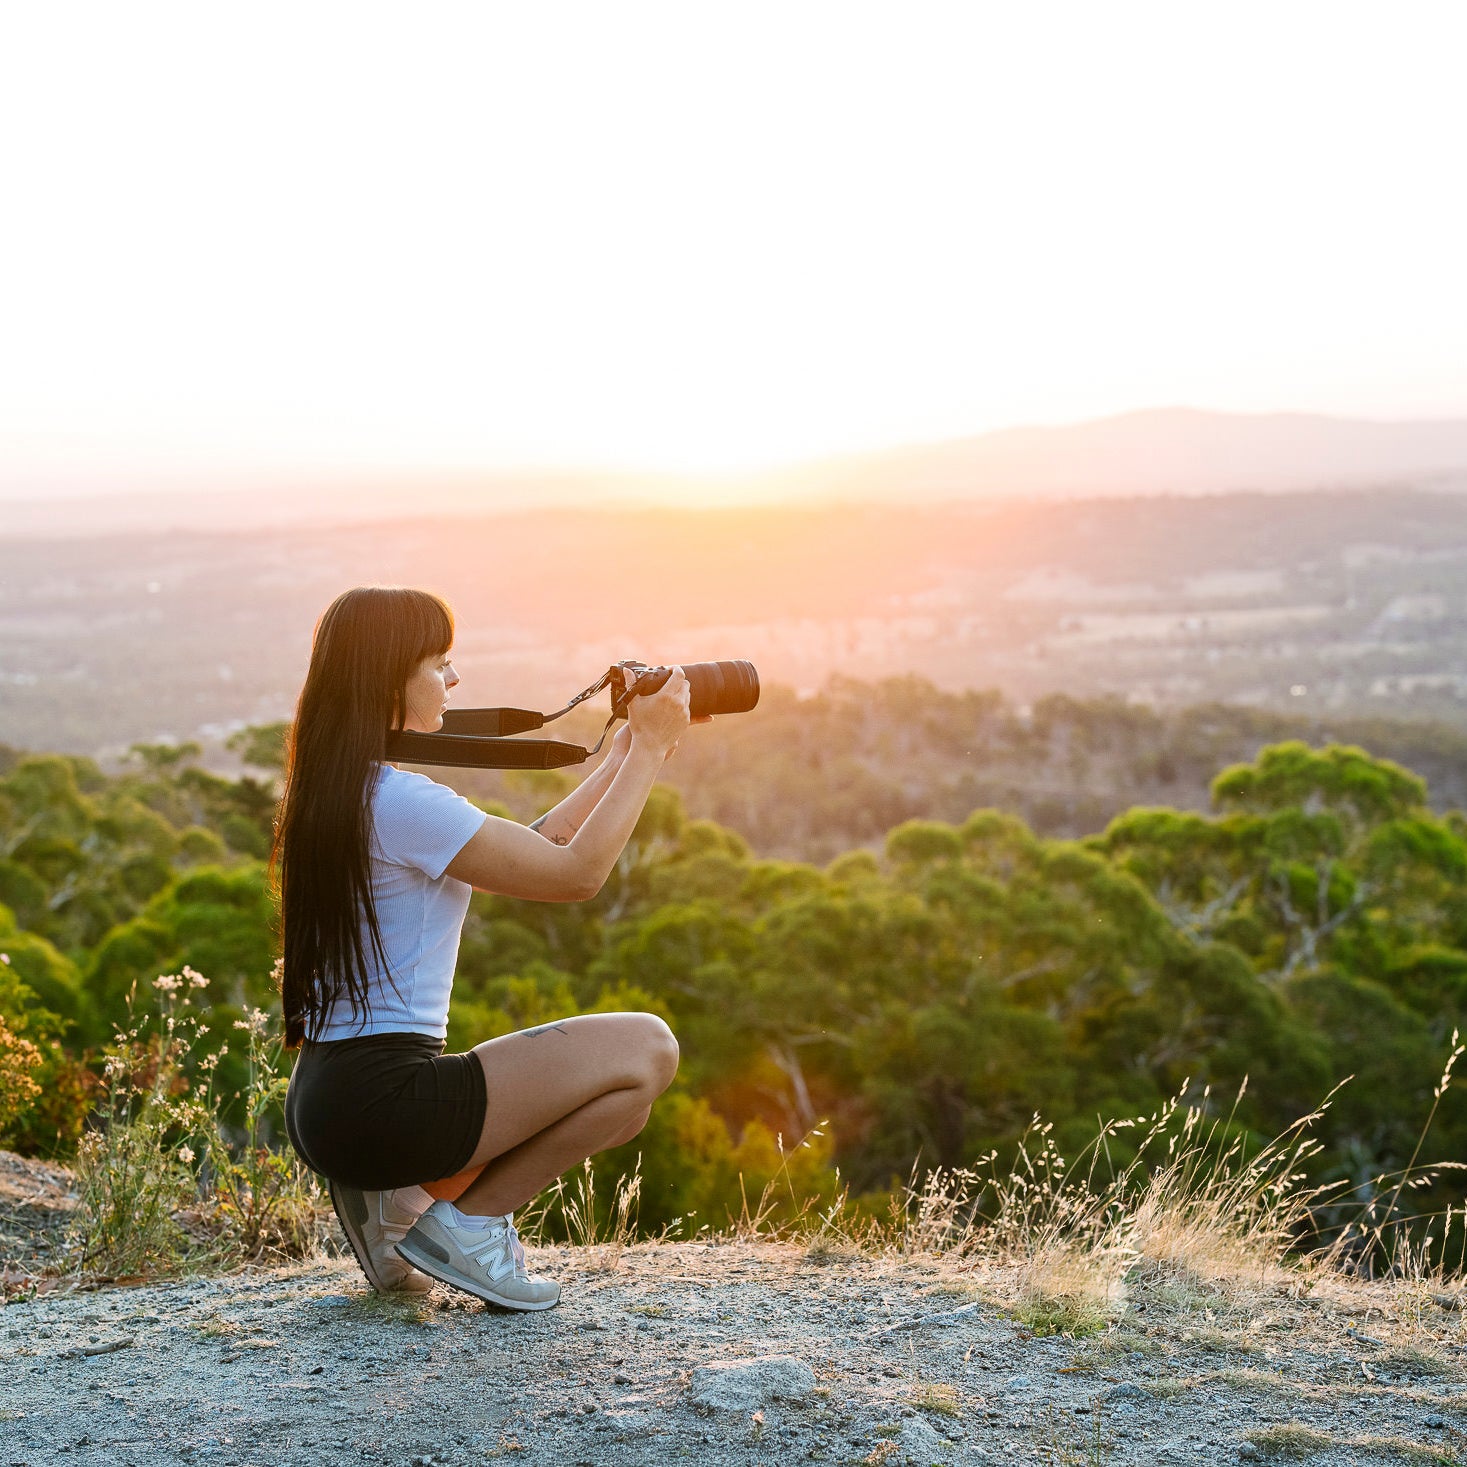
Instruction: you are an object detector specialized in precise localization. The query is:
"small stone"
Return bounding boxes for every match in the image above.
[1425,1414,1445,1429]
[688,1356,816,1412]
[1104,1382,1150,1404]
[900,1417,948,1462]
[1238,1446,1260,1461]
[1004,1375,1032,1392]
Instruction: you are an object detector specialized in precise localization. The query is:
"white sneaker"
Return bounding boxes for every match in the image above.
[395,1200,561,1311]
[328,1181,436,1294]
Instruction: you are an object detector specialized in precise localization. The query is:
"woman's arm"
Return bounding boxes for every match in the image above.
[530,705,711,844]
[443,671,690,901]
[528,727,632,845]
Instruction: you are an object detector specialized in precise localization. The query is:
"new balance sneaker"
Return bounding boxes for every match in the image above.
[394,1200,561,1310]
[328,1181,436,1294]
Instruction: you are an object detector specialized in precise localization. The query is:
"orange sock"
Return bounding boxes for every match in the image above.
[422,1164,487,1204]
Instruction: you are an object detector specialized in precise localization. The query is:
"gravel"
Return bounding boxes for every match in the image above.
[2,1212,1467,1464]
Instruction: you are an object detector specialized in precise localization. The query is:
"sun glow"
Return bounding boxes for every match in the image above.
[2,3,1466,505]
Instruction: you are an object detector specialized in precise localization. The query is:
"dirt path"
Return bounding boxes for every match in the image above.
[2,1155,1466,1466]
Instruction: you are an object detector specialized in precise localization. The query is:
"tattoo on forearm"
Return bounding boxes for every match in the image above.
[529,814,571,844]
[522,1023,570,1038]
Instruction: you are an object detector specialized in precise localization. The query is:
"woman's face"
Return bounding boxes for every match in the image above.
[401,649,460,732]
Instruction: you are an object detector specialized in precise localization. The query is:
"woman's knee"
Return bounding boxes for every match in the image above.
[633,1013,679,1092]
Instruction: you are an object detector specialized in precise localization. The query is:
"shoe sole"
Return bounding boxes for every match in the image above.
[328,1179,431,1295]
[394,1236,560,1311]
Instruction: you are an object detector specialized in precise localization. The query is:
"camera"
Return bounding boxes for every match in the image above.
[608,659,760,720]
[386,658,759,770]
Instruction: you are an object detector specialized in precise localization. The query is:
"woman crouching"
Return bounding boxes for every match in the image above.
[277,586,686,1308]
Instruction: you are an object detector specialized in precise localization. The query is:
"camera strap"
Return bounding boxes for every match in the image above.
[384,728,591,769]
[382,667,638,770]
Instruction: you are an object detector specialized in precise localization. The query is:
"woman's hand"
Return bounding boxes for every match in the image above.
[627,666,691,758]
[608,702,710,767]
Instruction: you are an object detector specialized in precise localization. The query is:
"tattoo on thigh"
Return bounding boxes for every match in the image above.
[522,1022,571,1038]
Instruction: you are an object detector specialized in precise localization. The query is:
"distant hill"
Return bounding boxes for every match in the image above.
[787,406,1467,503]
[3,408,1467,536]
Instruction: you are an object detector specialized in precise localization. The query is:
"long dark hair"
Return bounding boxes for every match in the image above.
[274,587,454,1047]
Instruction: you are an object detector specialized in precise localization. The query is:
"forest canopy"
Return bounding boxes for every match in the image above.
[1,689,1463,1247]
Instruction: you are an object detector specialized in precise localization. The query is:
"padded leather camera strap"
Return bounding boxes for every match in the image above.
[384,729,590,769]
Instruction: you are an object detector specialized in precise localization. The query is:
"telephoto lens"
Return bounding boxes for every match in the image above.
[682,660,760,718]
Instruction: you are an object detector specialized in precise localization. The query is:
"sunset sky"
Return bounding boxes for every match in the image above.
[2,2,1465,502]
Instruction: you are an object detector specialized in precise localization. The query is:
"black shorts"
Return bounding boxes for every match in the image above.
[284,1032,487,1190]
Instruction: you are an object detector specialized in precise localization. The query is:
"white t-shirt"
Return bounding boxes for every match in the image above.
[312,764,488,1042]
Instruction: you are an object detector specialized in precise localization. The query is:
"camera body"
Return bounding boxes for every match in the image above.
[609,659,760,720]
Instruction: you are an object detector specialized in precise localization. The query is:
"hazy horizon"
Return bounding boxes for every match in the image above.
[5,405,1467,540]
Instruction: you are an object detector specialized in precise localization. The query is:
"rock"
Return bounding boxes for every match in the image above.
[1425,1414,1446,1429]
[899,1416,952,1464]
[1003,1375,1032,1392]
[1103,1382,1150,1405]
[688,1355,817,1411]
[61,1337,135,1359]
[1238,1446,1260,1461]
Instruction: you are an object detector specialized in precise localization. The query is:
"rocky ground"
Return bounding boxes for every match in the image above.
[1,1154,1465,1466]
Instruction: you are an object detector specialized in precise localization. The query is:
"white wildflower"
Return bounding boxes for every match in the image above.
[153,973,182,993]
[184,966,208,990]
[177,1145,195,1165]
[0,952,9,965]
[233,1006,269,1038]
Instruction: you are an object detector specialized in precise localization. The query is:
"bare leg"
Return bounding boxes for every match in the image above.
[456,1095,653,1216]
[448,1012,677,1218]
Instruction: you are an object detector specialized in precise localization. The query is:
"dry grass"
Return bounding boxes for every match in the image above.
[1178,1323,1264,1354]
[723,1051,1467,1347]
[517,1156,644,1271]
[1012,1239,1127,1337]
[1316,1030,1467,1283]
[1247,1422,1457,1463]
[907,1380,961,1416]
[1380,1345,1458,1379]
[1213,1366,1294,1394]
[1248,1422,1337,1457]
[817,1081,1338,1336]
